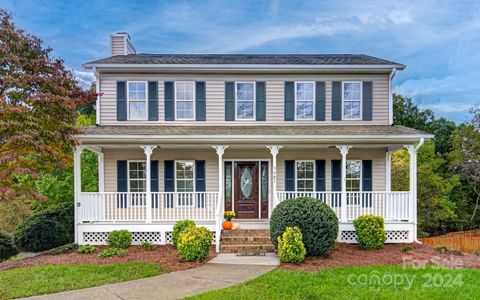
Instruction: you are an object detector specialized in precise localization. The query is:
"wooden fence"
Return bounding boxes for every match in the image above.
[419,230,480,253]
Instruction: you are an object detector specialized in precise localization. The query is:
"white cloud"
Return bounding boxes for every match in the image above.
[72,69,95,90]
[420,103,472,113]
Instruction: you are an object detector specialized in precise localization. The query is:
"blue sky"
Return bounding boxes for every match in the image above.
[2,0,479,123]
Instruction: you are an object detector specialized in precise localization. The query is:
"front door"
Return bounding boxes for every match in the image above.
[234,161,259,218]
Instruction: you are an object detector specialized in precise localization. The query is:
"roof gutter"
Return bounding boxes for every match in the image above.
[83,63,406,70]
[389,68,397,125]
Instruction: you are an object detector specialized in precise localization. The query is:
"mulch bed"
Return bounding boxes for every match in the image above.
[0,245,216,272]
[281,243,480,271]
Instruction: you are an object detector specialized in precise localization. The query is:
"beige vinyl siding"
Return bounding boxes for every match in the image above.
[98,73,390,125]
[111,36,125,56]
[102,147,386,193]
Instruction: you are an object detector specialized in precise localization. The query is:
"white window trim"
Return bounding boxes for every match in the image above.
[294,81,315,121]
[346,160,363,192]
[341,81,363,121]
[127,160,147,206]
[126,81,148,121]
[294,160,316,192]
[174,160,196,207]
[235,81,256,121]
[174,81,196,121]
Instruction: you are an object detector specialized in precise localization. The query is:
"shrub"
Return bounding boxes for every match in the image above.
[77,245,97,254]
[402,245,414,252]
[47,243,77,255]
[353,215,386,250]
[99,247,128,259]
[0,231,18,261]
[177,226,212,262]
[172,220,196,248]
[277,227,306,264]
[270,197,338,256]
[107,230,132,249]
[15,202,74,252]
[141,241,156,251]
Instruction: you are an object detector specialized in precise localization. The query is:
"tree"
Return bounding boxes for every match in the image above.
[0,10,93,201]
[393,93,434,131]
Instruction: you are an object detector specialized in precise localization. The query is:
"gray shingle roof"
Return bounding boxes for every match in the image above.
[79,125,427,137]
[84,54,405,68]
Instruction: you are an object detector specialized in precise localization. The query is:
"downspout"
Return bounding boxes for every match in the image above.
[94,67,100,126]
[414,138,425,243]
[389,68,397,125]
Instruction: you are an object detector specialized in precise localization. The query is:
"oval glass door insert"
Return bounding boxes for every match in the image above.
[240,168,253,198]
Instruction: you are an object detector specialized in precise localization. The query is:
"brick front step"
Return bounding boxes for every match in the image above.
[221,229,271,237]
[220,229,275,253]
[221,244,276,253]
[221,237,272,245]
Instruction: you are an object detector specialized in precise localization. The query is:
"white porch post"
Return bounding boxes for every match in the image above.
[141,145,157,224]
[385,151,392,192]
[212,145,228,253]
[98,152,105,193]
[73,146,84,244]
[406,145,417,226]
[336,145,352,223]
[267,146,282,214]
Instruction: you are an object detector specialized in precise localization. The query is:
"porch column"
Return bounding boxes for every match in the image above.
[405,145,417,224]
[267,146,282,214]
[212,145,228,253]
[98,152,105,193]
[385,151,392,192]
[336,145,352,222]
[73,145,84,243]
[141,145,157,224]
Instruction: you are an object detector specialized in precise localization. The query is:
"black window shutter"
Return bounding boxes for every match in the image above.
[117,160,128,208]
[148,81,158,121]
[195,160,206,208]
[332,81,342,121]
[151,160,159,208]
[225,82,235,121]
[315,160,326,192]
[315,81,326,121]
[362,81,373,121]
[164,160,174,208]
[284,82,294,121]
[196,81,206,121]
[362,160,373,207]
[256,81,266,121]
[285,160,295,191]
[116,81,127,121]
[164,81,175,121]
[331,160,341,207]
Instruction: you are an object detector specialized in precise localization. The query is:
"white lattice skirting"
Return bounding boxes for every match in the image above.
[340,230,410,243]
[82,231,216,245]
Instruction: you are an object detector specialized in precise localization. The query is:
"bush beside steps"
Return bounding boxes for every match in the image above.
[353,215,386,250]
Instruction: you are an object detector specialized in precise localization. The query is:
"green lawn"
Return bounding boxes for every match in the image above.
[187,266,480,300]
[0,262,163,299]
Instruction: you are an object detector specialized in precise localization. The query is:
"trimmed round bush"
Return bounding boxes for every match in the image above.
[16,202,74,252]
[0,231,19,260]
[107,230,132,248]
[353,215,386,249]
[177,226,212,262]
[172,220,196,248]
[270,197,338,256]
[277,226,306,264]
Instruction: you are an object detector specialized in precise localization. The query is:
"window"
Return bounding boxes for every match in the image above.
[295,82,314,120]
[129,161,146,205]
[175,81,195,120]
[176,161,195,206]
[236,82,255,120]
[343,82,362,120]
[127,82,147,120]
[296,161,314,192]
[346,160,361,192]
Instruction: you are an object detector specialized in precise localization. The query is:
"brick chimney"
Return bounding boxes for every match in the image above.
[110,32,136,56]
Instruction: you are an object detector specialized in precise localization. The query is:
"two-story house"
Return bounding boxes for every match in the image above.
[76,32,432,252]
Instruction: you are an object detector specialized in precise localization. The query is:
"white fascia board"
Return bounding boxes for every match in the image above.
[83,63,405,71]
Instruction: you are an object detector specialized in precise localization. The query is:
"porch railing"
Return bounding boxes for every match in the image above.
[78,192,219,223]
[276,191,412,222]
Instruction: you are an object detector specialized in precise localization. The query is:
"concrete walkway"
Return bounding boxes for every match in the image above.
[25,260,277,300]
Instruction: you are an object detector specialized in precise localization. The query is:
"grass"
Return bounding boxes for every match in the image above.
[187,266,480,300]
[0,262,163,299]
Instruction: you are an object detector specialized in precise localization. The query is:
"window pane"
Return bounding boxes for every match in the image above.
[129,101,146,119]
[176,101,194,119]
[344,83,361,101]
[176,82,194,101]
[347,161,361,178]
[296,101,313,119]
[237,101,254,119]
[351,102,361,119]
[305,180,314,191]
[296,83,314,101]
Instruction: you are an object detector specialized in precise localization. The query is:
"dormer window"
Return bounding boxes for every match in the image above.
[127,81,147,120]
[175,81,195,120]
[235,82,255,120]
[295,82,314,120]
[343,82,362,120]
